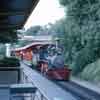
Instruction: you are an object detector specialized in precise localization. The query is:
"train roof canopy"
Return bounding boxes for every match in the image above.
[12,41,54,51]
[0,0,39,31]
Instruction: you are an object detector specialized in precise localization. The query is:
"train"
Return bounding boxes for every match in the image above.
[11,41,71,81]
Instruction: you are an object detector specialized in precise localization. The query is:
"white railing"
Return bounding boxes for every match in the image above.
[21,73,47,100]
[21,63,76,100]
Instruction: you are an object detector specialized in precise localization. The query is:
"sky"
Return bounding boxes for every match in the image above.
[24,0,65,30]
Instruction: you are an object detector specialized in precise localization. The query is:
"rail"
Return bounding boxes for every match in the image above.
[21,63,76,100]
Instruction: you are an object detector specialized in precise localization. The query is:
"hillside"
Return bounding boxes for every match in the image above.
[80,59,100,85]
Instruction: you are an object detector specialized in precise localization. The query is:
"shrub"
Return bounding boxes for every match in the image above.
[80,59,100,82]
[71,47,96,75]
[0,57,20,67]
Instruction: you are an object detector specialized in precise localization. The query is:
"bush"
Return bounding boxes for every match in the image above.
[71,47,96,75]
[0,57,20,67]
[80,59,100,82]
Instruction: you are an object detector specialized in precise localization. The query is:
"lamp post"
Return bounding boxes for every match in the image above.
[5,43,11,57]
[55,37,60,49]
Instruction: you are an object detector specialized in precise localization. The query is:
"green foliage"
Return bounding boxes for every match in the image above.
[71,47,97,75]
[59,0,74,6]
[0,30,18,43]
[25,25,42,35]
[57,0,100,76]
[47,19,66,37]
[0,57,20,67]
[80,59,100,82]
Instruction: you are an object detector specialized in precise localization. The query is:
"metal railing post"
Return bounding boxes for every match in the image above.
[41,94,44,100]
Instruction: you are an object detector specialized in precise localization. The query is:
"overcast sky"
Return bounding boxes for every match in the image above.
[24,0,65,30]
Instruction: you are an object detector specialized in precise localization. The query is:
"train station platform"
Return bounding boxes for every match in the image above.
[0,86,9,100]
[0,62,76,100]
[21,62,76,100]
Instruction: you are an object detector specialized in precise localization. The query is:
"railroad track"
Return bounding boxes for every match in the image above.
[54,80,100,100]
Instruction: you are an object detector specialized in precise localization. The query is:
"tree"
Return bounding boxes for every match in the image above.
[0,30,18,43]
[58,0,100,75]
[0,30,18,57]
[25,25,42,35]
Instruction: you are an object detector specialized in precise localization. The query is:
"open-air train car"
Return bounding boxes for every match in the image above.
[12,41,71,81]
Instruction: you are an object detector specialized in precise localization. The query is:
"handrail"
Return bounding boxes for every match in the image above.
[0,67,21,83]
[0,67,20,70]
[21,63,76,100]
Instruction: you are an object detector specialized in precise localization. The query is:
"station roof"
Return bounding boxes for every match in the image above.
[0,0,39,31]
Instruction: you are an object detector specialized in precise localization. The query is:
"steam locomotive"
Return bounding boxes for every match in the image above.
[12,42,71,81]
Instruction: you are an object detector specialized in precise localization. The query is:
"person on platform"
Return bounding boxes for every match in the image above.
[32,49,39,67]
[39,47,48,61]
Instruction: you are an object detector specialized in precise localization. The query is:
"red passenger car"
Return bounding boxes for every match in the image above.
[46,67,71,81]
[12,41,71,81]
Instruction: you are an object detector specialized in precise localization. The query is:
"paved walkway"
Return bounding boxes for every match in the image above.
[0,86,9,100]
